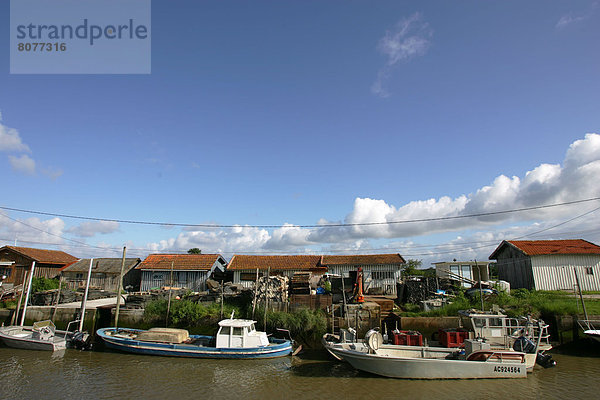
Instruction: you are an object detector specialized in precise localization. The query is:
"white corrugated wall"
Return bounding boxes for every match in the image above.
[140,270,208,292]
[327,265,400,295]
[531,255,600,291]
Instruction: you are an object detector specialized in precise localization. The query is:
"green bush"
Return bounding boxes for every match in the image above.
[30,277,60,293]
[143,299,242,332]
[256,307,328,345]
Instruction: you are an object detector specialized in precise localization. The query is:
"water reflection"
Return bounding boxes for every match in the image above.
[0,347,599,400]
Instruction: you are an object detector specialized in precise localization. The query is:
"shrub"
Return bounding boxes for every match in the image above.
[30,277,60,293]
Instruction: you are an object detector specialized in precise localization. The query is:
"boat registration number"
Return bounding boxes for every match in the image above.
[494,366,521,374]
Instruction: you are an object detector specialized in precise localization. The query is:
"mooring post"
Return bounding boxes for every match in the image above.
[114,246,127,328]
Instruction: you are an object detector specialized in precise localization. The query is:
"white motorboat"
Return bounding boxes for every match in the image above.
[327,330,527,379]
[578,319,600,342]
[0,320,68,351]
[323,309,555,377]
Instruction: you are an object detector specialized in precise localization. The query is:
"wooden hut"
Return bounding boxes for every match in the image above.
[0,245,78,286]
[136,253,227,292]
[60,258,142,292]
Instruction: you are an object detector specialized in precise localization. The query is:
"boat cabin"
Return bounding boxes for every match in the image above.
[458,310,550,350]
[215,319,269,349]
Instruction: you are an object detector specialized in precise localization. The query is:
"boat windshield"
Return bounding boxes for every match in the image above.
[473,318,486,328]
[249,324,255,332]
[233,327,243,336]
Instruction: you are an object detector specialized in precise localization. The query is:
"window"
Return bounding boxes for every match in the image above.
[461,265,472,281]
[371,271,393,280]
[0,267,11,277]
[221,326,231,336]
[232,327,243,336]
[586,267,594,275]
[473,318,485,328]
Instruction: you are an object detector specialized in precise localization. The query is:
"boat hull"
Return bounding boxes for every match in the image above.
[329,347,527,379]
[0,326,67,351]
[97,328,293,359]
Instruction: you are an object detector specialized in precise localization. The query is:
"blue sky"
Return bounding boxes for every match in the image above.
[1,1,599,264]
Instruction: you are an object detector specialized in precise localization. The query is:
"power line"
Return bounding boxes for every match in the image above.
[1,196,599,229]
[1,199,598,259]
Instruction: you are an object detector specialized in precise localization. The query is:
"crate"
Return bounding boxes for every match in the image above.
[391,330,423,346]
[439,328,469,348]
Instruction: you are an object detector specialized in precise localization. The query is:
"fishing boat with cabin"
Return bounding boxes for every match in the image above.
[97,312,293,359]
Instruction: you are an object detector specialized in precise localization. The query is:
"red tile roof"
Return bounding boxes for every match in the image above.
[2,246,78,264]
[490,240,600,258]
[227,255,323,271]
[137,254,224,271]
[322,254,406,265]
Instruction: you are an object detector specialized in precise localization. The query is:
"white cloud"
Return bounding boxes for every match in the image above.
[310,133,600,243]
[556,3,598,29]
[0,122,31,153]
[0,212,66,246]
[8,132,589,260]
[556,14,586,28]
[147,225,271,255]
[68,221,120,238]
[41,166,64,180]
[9,154,36,175]
[0,118,63,180]
[144,133,600,255]
[372,13,433,97]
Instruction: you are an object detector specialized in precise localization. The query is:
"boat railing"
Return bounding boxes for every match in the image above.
[503,318,551,350]
[578,319,600,331]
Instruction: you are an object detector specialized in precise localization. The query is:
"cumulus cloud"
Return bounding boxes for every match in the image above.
[372,13,433,97]
[0,212,66,246]
[144,134,600,256]
[0,121,31,153]
[0,117,62,179]
[147,225,272,254]
[68,221,120,237]
[556,3,598,29]
[8,154,36,175]
[306,134,600,244]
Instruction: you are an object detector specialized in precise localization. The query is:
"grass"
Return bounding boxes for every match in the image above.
[143,298,328,346]
[399,289,600,318]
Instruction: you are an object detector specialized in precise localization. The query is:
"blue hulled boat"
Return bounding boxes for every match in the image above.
[96,316,292,359]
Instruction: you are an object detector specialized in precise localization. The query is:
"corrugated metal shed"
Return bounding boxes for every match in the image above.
[490,239,600,290]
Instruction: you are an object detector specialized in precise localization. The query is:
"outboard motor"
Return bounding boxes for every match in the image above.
[513,336,537,353]
[71,331,92,350]
[536,352,557,368]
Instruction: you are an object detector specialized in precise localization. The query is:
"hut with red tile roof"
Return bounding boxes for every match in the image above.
[0,245,78,285]
[489,239,600,290]
[136,253,227,292]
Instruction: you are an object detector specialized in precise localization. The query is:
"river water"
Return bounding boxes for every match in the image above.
[0,347,599,400]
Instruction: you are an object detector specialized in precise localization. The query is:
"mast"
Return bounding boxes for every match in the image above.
[20,261,36,326]
[79,258,94,332]
[114,246,127,328]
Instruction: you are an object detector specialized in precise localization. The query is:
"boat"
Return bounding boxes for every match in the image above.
[97,314,293,359]
[0,320,68,351]
[578,319,600,342]
[326,330,528,379]
[323,308,555,377]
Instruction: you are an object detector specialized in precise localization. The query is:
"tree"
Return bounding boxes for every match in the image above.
[402,259,423,277]
[187,248,202,254]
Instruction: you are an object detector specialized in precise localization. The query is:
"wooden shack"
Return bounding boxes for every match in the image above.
[0,245,78,286]
[60,258,142,292]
